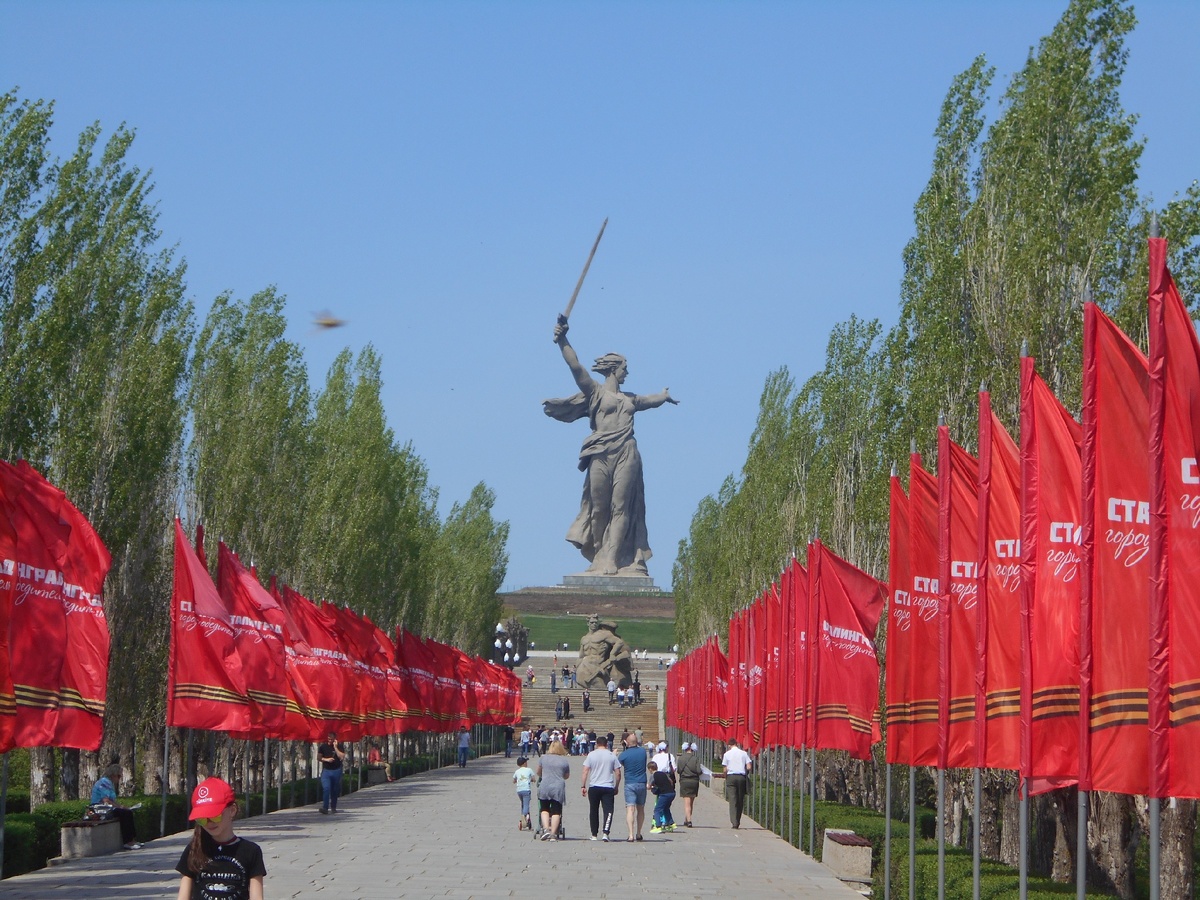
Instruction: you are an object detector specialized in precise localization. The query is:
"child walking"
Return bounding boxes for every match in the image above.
[513,756,535,831]
[648,761,677,834]
[176,778,266,900]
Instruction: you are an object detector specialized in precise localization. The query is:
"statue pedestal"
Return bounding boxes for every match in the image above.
[562,573,658,591]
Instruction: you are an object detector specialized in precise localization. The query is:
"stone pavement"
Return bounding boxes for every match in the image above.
[0,753,865,898]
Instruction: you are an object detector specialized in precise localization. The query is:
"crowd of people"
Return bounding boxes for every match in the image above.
[510,734,715,842]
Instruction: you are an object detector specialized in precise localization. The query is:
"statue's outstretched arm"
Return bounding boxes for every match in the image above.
[634,387,679,410]
[554,316,595,395]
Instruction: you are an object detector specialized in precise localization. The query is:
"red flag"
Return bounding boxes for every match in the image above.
[885,474,913,765]
[396,628,439,731]
[810,540,885,759]
[1147,237,1200,798]
[937,429,980,769]
[0,461,111,750]
[977,395,1022,770]
[0,483,17,751]
[168,520,250,732]
[708,636,731,738]
[908,453,941,766]
[1020,359,1082,791]
[762,582,784,747]
[726,608,746,742]
[1081,303,1150,795]
[280,587,356,738]
[746,593,768,752]
[324,603,392,736]
[218,543,288,738]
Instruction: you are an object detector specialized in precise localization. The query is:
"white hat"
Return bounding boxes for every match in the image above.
[690,742,699,751]
[657,741,667,751]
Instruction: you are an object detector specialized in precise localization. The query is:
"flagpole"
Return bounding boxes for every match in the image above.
[973,769,981,900]
[808,744,816,854]
[884,762,893,900]
[1019,776,1028,900]
[277,740,283,812]
[937,768,946,900]
[263,738,269,816]
[0,753,8,877]
[909,765,916,900]
[1149,797,1160,900]
[160,723,170,837]
[1075,790,1087,900]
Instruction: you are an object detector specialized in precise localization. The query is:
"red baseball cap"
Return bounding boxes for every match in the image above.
[189,778,235,820]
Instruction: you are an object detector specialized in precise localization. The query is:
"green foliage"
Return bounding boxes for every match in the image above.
[517,614,676,653]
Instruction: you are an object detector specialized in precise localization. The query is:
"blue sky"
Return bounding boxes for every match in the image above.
[3,1,1197,591]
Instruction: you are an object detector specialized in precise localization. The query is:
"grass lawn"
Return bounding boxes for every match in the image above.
[518,614,676,653]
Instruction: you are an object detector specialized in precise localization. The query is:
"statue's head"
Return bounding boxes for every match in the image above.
[591,353,628,384]
[586,614,601,632]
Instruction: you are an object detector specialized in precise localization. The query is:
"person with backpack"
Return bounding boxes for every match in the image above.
[648,760,676,833]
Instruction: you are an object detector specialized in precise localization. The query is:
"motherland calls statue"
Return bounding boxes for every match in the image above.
[543,315,678,577]
[575,614,633,689]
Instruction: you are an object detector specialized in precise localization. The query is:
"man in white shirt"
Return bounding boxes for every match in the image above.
[720,738,753,828]
[582,736,622,841]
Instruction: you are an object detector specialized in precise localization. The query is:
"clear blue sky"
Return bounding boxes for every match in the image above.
[3,1,1197,591]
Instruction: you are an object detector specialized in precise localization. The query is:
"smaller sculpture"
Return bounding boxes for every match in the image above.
[575,614,633,689]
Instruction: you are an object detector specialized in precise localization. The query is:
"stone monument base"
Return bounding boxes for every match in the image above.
[562,573,658,591]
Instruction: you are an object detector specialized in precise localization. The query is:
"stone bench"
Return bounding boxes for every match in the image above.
[59,819,123,860]
[822,829,873,884]
[366,767,389,785]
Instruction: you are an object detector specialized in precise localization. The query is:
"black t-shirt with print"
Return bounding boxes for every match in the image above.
[317,742,343,771]
[176,833,266,900]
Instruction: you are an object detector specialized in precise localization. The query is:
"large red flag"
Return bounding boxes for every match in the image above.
[784,559,810,749]
[977,396,1022,769]
[726,608,746,742]
[810,540,885,760]
[1147,237,1200,798]
[885,474,912,765]
[0,461,111,750]
[908,454,941,766]
[1081,303,1150,795]
[762,582,784,747]
[937,429,979,769]
[280,587,356,738]
[0,483,17,751]
[168,520,250,732]
[218,543,288,738]
[746,593,768,753]
[325,603,392,736]
[1020,359,1082,790]
[708,637,731,738]
[396,628,439,730]
[265,578,322,741]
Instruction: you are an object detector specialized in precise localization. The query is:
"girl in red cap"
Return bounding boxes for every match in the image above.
[175,777,266,900]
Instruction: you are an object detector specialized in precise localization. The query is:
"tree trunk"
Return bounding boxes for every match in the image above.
[29,747,54,808]
[1048,787,1077,883]
[1031,793,1056,876]
[999,779,1021,866]
[60,749,80,800]
[977,769,1005,860]
[1159,798,1196,900]
[1087,791,1139,899]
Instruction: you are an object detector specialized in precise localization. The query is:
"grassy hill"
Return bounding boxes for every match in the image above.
[519,614,676,654]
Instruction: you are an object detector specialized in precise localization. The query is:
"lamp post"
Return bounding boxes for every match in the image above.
[492,617,529,670]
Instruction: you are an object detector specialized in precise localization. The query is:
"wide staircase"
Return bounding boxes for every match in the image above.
[518,660,667,744]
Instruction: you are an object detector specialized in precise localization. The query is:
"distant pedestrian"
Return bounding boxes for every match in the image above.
[555,697,564,721]
[520,727,532,756]
[457,727,471,768]
[503,723,515,758]
[550,669,557,693]
[677,743,702,827]
[648,760,676,833]
[582,736,621,841]
[316,732,345,814]
[536,740,571,841]
[570,665,578,687]
[721,738,753,828]
[618,735,649,841]
[607,678,617,703]
[562,696,571,720]
[587,729,597,752]
[632,678,641,704]
[582,689,591,712]
[513,756,535,831]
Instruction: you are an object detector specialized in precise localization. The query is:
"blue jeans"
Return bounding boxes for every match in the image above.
[653,791,676,827]
[321,768,342,812]
[458,746,469,767]
[518,790,531,817]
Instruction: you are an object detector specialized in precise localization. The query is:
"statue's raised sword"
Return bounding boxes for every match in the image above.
[557,217,608,334]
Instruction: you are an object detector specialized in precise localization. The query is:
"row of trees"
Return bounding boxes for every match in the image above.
[0,91,508,803]
[672,2,1199,897]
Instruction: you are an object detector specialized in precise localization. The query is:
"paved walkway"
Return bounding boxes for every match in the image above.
[0,754,864,898]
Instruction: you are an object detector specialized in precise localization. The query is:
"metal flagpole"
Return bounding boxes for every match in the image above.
[1075,790,1087,900]
[798,745,805,849]
[243,741,251,817]
[160,725,170,837]
[262,738,270,816]
[973,769,981,900]
[937,768,946,900]
[885,763,893,900]
[277,740,283,811]
[808,745,816,854]
[1149,798,1160,900]
[0,753,8,877]
[1019,778,1028,900]
[909,766,916,900]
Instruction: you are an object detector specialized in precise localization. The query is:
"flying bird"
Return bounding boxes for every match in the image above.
[312,310,347,330]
